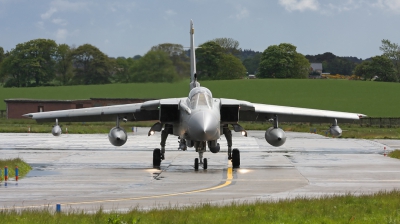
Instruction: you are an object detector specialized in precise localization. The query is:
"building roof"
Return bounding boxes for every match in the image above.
[310,63,323,71]
[4,98,158,103]
[4,99,91,103]
[90,98,157,101]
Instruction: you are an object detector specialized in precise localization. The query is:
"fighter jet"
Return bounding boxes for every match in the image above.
[24,20,366,170]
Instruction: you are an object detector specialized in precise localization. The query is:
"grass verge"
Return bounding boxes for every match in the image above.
[388,150,400,159]
[1,190,400,223]
[0,158,32,181]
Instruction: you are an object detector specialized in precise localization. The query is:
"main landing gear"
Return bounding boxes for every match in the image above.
[151,124,241,170]
[223,125,240,168]
[152,126,171,168]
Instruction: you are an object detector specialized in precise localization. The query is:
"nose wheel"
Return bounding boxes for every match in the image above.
[194,158,208,170]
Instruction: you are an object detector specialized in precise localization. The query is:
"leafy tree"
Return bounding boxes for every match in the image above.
[0,47,5,85]
[69,44,112,85]
[292,53,310,78]
[354,61,372,80]
[196,41,224,80]
[0,47,4,65]
[370,56,397,82]
[113,57,136,83]
[196,41,246,80]
[1,50,28,87]
[216,54,246,80]
[130,50,179,83]
[212,38,240,55]
[54,44,73,85]
[354,56,397,82]
[258,43,309,79]
[150,43,189,79]
[26,39,58,86]
[1,39,58,87]
[380,39,400,79]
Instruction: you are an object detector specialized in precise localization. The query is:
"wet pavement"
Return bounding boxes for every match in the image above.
[1,129,400,212]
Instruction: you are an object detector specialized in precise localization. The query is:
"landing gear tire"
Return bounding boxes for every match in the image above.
[194,158,199,170]
[203,158,208,170]
[232,148,240,168]
[153,148,161,167]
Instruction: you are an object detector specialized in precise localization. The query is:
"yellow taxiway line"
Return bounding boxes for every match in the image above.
[1,165,234,210]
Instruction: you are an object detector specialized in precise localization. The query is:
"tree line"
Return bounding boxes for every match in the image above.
[0,38,399,88]
[353,40,400,82]
[306,40,400,82]
[0,39,187,87]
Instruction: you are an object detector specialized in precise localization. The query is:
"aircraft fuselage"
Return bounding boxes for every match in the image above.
[174,86,221,142]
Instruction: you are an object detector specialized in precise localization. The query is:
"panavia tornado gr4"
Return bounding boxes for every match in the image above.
[24,20,367,170]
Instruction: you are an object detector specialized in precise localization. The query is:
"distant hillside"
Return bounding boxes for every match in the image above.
[305,52,363,75]
[237,49,262,75]
[237,49,262,61]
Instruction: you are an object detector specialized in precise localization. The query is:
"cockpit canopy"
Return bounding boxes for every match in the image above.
[188,87,213,109]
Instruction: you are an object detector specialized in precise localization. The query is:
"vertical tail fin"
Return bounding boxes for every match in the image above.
[190,19,200,90]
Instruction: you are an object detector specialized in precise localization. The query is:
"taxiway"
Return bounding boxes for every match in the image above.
[1,129,400,212]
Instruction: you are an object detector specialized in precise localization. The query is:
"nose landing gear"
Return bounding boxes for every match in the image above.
[194,157,208,170]
[193,141,208,170]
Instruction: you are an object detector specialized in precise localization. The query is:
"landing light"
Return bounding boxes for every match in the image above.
[238,169,251,174]
[241,131,247,137]
[149,130,155,136]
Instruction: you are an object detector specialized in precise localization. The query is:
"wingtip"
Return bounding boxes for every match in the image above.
[23,114,33,118]
[358,114,367,119]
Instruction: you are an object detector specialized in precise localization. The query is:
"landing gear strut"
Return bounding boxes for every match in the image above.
[223,126,233,160]
[160,129,169,160]
[152,125,171,168]
[224,125,240,168]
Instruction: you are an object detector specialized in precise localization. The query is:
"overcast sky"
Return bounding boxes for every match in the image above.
[1,0,399,59]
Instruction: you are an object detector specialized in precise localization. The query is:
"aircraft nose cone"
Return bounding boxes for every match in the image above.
[188,111,220,141]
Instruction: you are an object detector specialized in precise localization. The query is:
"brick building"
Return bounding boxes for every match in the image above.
[4,98,156,119]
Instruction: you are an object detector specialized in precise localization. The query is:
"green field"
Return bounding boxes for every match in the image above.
[1,79,399,117]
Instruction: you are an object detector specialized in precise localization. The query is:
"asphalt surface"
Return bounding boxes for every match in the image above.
[1,128,400,212]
